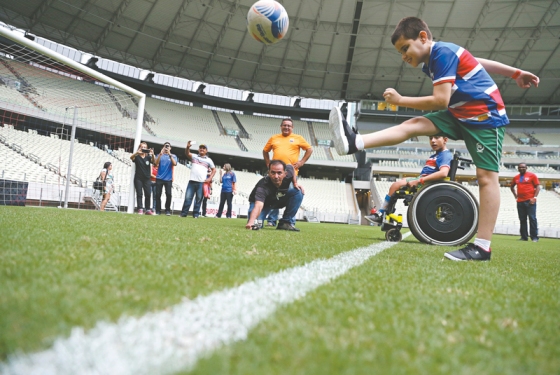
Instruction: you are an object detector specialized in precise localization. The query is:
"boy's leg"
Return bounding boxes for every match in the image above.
[475,168,501,241]
[444,126,504,261]
[388,178,409,196]
[330,107,439,155]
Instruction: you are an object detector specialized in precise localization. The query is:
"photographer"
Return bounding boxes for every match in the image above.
[130,142,155,215]
[154,142,177,216]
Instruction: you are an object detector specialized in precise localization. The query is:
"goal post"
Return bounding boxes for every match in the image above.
[0,25,145,213]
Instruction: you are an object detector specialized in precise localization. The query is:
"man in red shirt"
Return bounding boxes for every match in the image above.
[510,163,540,242]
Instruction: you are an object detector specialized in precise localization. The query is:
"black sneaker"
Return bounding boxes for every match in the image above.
[276,222,300,232]
[444,243,491,262]
[532,238,539,242]
[518,238,528,241]
[165,210,171,216]
[364,214,383,224]
[329,107,358,155]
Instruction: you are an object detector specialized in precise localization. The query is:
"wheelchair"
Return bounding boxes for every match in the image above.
[376,153,479,246]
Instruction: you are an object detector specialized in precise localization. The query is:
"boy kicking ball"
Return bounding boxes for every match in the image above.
[331,16,539,261]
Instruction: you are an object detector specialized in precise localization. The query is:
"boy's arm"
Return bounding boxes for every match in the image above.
[476,58,539,88]
[408,166,450,187]
[384,82,452,111]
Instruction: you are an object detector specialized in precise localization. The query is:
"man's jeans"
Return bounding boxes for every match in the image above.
[517,200,538,240]
[181,181,204,217]
[248,187,303,226]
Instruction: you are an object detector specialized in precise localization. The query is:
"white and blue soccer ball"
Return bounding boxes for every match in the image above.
[247,0,289,45]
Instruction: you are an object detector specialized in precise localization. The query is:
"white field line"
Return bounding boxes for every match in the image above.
[1,233,411,375]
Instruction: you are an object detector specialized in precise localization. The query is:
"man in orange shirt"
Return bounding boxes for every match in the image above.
[262,118,313,226]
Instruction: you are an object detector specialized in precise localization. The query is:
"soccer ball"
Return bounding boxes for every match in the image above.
[247,0,289,45]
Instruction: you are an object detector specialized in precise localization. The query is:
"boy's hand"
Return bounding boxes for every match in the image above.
[383,88,402,105]
[515,71,539,89]
[407,179,421,188]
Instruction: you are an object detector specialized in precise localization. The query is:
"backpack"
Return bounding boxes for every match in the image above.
[93,169,107,190]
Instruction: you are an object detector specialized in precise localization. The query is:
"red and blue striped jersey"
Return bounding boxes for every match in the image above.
[419,149,452,176]
[422,41,509,129]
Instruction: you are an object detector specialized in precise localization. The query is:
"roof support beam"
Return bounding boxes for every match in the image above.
[30,0,57,29]
[296,0,325,96]
[463,0,493,51]
[123,0,159,55]
[498,0,560,95]
[394,0,425,93]
[273,1,305,87]
[319,1,344,95]
[367,0,396,99]
[202,0,241,80]
[340,0,364,100]
[177,0,216,72]
[63,0,95,43]
[151,0,192,69]
[94,0,132,53]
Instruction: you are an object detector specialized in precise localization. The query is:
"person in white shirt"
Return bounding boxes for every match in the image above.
[180,141,216,218]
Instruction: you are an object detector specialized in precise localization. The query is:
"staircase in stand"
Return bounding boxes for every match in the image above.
[307,121,318,146]
[212,110,227,135]
[0,60,44,111]
[231,113,250,139]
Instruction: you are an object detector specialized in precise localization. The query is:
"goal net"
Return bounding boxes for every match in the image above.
[0,26,145,213]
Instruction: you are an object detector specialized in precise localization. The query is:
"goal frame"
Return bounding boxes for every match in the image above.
[0,26,145,213]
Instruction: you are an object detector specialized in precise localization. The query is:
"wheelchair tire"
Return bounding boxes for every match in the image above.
[407,181,479,246]
[385,228,402,242]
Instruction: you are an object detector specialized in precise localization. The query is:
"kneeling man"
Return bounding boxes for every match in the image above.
[245,160,304,231]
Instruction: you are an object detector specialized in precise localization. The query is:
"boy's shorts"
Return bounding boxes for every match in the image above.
[424,110,505,172]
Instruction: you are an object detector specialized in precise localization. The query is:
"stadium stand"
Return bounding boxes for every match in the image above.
[145,97,240,151]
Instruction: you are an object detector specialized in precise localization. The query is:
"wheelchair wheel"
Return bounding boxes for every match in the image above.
[385,228,402,242]
[407,181,478,246]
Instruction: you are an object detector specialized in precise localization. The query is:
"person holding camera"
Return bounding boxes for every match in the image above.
[180,141,215,218]
[216,163,237,219]
[154,141,177,216]
[130,142,155,215]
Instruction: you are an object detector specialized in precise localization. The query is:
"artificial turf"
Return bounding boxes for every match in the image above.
[1,206,559,374]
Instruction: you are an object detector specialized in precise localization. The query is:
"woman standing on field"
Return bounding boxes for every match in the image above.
[99,162,114,211]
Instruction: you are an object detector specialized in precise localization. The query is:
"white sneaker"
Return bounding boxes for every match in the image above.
[329,107,358,155]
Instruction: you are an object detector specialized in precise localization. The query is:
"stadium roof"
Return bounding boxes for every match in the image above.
[1,0,559,104]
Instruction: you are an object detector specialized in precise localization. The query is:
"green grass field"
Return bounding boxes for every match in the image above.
[1,205,559,374]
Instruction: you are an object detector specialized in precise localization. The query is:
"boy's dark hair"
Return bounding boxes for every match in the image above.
[391,17,433,45]
[103,162,112,169]
[269,159,286,171]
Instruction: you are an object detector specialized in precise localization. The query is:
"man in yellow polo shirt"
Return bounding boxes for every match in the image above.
[262,118,313,226]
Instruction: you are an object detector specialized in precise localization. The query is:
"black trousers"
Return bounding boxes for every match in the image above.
[155,179,173,213]
[134,178,151,211]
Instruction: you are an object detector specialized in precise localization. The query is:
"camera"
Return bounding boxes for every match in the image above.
[142,149,150,153]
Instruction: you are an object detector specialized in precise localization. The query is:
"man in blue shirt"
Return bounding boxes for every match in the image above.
[154,141,177,216]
